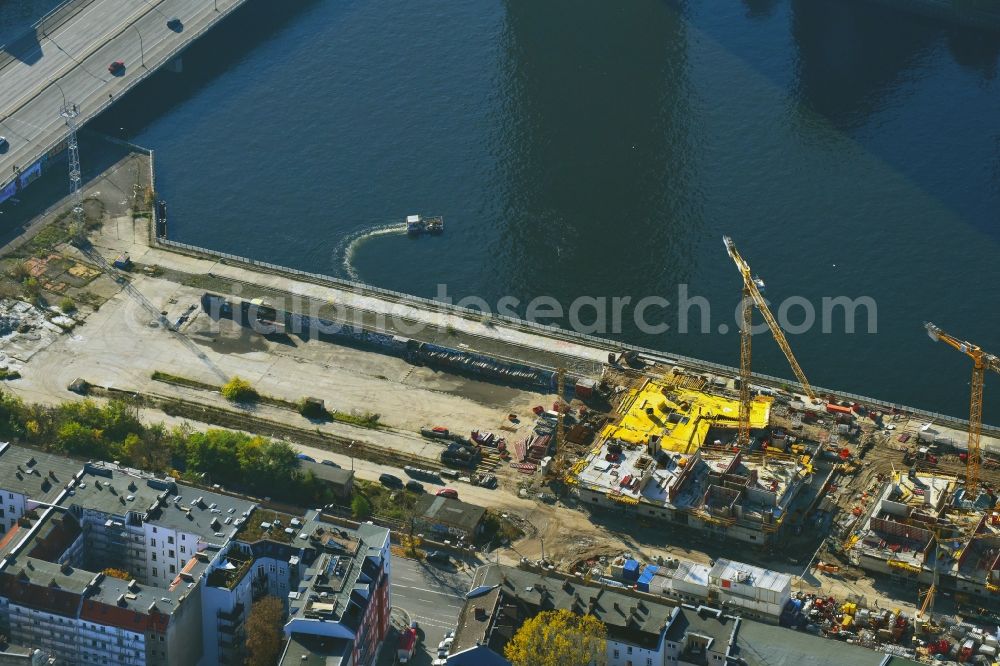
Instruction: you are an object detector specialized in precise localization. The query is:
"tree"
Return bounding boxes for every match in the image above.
[245,596,284,666]
[351,494,372,519]
[504,609,607,666]
[221,376,258,403]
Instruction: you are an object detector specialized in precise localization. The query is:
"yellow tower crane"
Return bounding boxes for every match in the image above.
[724,236,817,446]
[556,367,567,454]
[924,322,1000,498]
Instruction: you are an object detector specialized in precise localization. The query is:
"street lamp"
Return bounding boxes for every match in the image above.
[349,440,355,471]
[131,24,145,68]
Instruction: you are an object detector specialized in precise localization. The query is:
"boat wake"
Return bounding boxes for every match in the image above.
[333,221,407,281]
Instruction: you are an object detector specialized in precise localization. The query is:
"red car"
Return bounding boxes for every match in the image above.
[436,488,458,499]
[108,60,125,75]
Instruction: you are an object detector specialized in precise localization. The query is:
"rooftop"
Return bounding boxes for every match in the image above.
[454,564,677,655]
[286,512,389,629]
[233,509,304,545]
[67,462,256,544]
[299,459,355,487]
[414,495,486,534]
[664,605,739,665]
[278,633,351,666]
[733,617,886,666]
[709,559,791,594]
[0,442,82,505]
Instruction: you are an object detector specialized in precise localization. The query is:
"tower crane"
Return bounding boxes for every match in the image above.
[924,322,1000,498]
[556,367,567,454]
[724,236,817,447]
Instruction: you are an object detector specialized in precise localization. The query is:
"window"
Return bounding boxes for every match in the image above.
[169,564,175,574]
[151,553,156,562]
[169,550,174,558]
[152,527,157,534]
[614,650,620,659]
[647,660,652,666]
[152,568,157,577]
[168,536,174,544]
[627,646,632,654]
[150,538,156,547]
[180,546,186,554]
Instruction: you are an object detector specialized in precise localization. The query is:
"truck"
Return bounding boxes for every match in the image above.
[397,627,417,663]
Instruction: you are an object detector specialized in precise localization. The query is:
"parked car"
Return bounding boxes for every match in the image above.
[166,16,183,31]
[108,60,125,75]
[320,460,341,468]
[405,480,425,493]
[0,136,8,153]
[296,453,316,462]
[436,488,458,499]
[379,473,403,488]
[426,550,449,564]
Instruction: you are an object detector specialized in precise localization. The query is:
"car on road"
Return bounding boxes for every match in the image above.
[0,136,8,153]
[296,453,316,462]
[432,660,447,666]
[405,480,424,493]
[426,550,449,565]
[379,473,403,488]
[166,17,183,32]
[108,60,125,75]
[435,488,458,499]
[320,459,341,468]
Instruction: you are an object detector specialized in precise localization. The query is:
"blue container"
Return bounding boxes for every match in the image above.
[623,559,640,581]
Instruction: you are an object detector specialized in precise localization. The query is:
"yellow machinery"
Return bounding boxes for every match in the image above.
[724,236,817,446]
[925,322,1000,498]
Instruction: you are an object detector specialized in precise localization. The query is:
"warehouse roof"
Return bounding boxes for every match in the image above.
[298,460,354,487]
[415,495,486,534]
[732,619,886,666]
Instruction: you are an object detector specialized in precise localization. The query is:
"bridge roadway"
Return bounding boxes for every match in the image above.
[0,0,247,198]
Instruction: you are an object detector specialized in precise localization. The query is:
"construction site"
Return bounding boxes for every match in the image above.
[3,150,1000,664]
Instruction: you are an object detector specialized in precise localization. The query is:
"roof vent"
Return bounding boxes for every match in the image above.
[117,594,126,607]
[128,579,139,592]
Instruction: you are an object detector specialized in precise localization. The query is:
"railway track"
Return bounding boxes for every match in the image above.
[92,386,453,472]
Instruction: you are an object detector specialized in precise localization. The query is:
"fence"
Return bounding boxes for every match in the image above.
[155,236,1000,436]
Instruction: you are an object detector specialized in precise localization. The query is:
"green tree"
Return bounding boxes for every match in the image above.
[221,376,258,403]
[504,609,607,666]
[351,494,372,519]
[56,421,100,456]
[245,596,284,666]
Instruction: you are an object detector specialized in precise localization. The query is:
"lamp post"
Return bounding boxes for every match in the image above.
[131,24,145,68]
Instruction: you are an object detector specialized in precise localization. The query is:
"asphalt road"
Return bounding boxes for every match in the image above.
[385,556,474,665]
[0,0,244,193]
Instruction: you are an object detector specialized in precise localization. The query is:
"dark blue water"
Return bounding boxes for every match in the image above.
[81,0,1000,422]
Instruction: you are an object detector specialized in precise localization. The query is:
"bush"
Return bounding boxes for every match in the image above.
[221,376,258,403]
[59,297,76,313]
[351,494,372,519]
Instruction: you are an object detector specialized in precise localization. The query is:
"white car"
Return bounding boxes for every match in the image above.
[432,659,448,666]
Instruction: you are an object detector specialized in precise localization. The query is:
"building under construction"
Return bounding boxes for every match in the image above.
[847,469,1000,604]
[566,377,818,545]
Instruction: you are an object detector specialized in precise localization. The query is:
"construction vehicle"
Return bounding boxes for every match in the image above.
[924,322,1000,497]
[724,236,817,447]
[903,447,938,466]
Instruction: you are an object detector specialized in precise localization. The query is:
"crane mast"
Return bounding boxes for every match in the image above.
[724,236,816,446]
[924,322,1000,497]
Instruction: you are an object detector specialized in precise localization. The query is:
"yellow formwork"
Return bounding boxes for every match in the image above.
[600,382,771,454]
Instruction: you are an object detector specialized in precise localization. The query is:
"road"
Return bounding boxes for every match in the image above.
[0,0,245,195]
[383,556,474,665]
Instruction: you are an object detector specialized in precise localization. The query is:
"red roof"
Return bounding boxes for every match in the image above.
[81,599,169,634]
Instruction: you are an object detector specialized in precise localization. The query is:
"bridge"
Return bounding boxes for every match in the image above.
[0,0,248,204]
